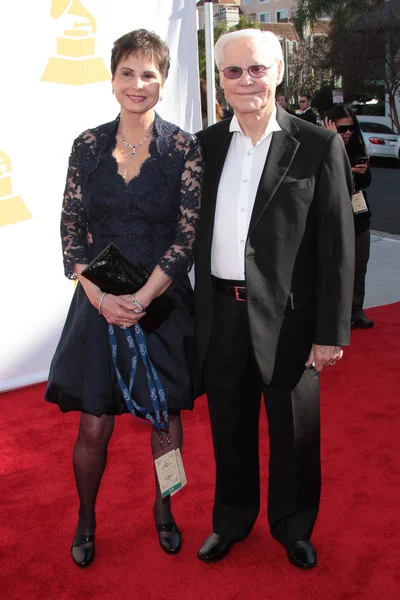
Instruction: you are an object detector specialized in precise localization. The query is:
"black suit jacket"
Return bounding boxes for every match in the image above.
[194,106,354,385]
[301,107,317,125]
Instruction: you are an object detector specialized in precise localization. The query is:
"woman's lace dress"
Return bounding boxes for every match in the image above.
[46,113,204,416]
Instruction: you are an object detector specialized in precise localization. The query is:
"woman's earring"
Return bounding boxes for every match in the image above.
[112,88,115,94]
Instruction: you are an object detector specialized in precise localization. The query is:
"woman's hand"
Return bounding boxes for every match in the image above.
[120,288,152,312]
[74,264,145,328]
[321,117,337,132]
[100,293,146,328]
[352,161,369,174]
[119,266,172,316]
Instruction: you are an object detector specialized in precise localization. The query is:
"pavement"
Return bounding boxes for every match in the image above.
[368,165,400,235]
[364,231,400,310]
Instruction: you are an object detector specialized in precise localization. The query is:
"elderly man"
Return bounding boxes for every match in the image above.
[194,29,354,569]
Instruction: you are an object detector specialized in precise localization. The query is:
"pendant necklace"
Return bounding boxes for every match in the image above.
[119,125,153,156]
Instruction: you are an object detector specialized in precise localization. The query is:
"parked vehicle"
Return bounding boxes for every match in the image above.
[359,121,400,161]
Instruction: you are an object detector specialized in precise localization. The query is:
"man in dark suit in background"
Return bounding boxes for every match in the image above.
[276,93,296,116]
[194,29,354,569]
[299,93,317,124]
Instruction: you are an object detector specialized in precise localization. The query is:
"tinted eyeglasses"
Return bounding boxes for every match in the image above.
[221,63,274,80]
[336,124,356,133]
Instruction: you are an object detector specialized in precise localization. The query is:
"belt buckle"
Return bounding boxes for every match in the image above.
[234,286,246,302]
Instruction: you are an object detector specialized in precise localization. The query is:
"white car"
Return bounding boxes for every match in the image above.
[359,121,400,161]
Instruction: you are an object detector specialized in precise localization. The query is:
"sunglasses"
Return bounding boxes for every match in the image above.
[221,63,274,80]
[336,124,356,133]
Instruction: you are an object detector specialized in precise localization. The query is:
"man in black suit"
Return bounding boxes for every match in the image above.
[276,93,296,116]
[299,93,317,124]
[194,29,354,569]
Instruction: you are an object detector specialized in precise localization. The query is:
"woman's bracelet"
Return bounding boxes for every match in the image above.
[98,292,107,315]
[131,293,144,314]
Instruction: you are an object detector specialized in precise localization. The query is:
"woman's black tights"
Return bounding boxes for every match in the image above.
[73,413,115,536]
[151,411,183,525]
[73,411,183,535]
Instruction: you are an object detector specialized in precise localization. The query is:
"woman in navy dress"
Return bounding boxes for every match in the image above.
[45,29,203,567]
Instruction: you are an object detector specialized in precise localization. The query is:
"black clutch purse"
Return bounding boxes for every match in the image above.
[81,243,176,334]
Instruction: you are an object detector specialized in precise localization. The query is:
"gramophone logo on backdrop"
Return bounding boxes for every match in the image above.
[42,0,109,85]
[0,151,32,227]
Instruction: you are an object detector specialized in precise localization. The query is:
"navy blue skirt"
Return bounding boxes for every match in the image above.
[45,278,202,416]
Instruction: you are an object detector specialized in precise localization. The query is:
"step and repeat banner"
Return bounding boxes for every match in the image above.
[0,0,201,391]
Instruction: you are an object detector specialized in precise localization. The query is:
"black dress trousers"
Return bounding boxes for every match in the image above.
[203,287,321,545]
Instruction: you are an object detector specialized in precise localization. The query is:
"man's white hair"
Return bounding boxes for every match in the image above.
[215,29,284,71]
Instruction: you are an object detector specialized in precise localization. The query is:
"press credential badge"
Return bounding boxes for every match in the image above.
[352,191,368,215]
[155,448,187,498]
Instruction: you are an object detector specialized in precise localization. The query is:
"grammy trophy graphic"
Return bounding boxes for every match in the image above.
[0,151,32,227]
[42,0,109,85]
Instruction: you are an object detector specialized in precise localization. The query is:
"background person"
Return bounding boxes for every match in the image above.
[299,93,317,124]
[323,104,374,329]
[195,29,354,570]
[45,29,203,568]
[276,93,296,116]
[200,78,224,128]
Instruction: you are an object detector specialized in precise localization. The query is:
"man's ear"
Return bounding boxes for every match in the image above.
[276,60,284,85]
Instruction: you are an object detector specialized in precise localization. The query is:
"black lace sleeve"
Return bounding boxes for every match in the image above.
[158,133,204,280]
[60,132,94,279]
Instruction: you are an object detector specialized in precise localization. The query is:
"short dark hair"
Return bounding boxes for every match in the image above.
[276,94,287,101]
[300,93,312,101]
[111,29,170,81]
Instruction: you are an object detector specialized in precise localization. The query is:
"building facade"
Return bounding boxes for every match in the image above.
[241,0,297,24]
[197,0,241,30]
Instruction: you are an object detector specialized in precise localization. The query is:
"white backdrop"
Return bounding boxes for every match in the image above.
[0,0,201,391]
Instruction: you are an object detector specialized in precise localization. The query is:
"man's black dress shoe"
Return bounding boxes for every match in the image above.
[351,317,374,329]
[286,540,317,570]
[197,533,235,563]
[156,522,182,555]
[71,534,95,568]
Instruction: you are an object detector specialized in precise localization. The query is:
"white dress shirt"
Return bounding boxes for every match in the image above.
[211,108,281,280]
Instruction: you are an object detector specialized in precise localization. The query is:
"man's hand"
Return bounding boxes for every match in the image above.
[306,344,343,372]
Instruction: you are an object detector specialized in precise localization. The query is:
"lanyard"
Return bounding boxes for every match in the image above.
[108,323,169,434]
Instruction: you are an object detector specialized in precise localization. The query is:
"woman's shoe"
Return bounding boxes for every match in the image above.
[71,534,95,568]
[156,522,182,555]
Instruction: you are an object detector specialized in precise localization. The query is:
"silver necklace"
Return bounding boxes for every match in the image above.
[119,126,152,156]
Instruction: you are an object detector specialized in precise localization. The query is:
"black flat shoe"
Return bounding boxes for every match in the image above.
[286,540,317,570]
[197,533,235,563]
[351,317,374,329]
[71,534,95,568]
[156,522,182,555]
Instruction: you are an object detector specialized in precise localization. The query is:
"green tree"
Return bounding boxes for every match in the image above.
[234,16,258,31]
[293,1,400,131]
[285,35,337,106]
[197,23,227,81]
[293,0,378,32]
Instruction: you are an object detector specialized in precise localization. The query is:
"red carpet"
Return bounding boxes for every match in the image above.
[1,303,399,600]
